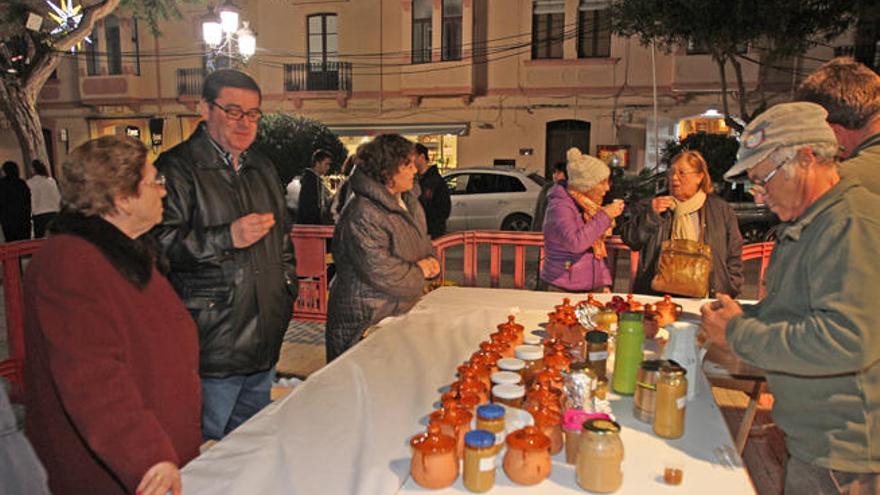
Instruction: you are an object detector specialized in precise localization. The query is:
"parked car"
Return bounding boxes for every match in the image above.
[442,167,544,231]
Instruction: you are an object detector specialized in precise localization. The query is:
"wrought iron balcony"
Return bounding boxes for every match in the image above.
[284,61,352,92]
[177,67,206,98]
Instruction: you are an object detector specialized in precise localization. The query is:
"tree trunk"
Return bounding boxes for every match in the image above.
[0,80,47,176]
[730,56,749,122]
[715,54,731,119]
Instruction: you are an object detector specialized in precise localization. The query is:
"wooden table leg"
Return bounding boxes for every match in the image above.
[735,380,765,454]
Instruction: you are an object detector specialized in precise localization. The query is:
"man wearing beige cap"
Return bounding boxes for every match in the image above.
[701,102,880,493]
[796,57,880,193]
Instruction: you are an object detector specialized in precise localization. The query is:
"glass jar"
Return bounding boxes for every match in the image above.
[594,308,619,334]
[476,404,506,453]
[410,423,458,489]
[576,418,624,493]
[503,426,552,486]
[612,311,645,395]
[562,409,591,464]
[633,359,667,423]
[514,345,545,385]
[491,371,522,387]
[585,330,609,379]
[653,364,688,439]
[492,383,525,408]
[463,429,496,493]
[594,376,609,401]
[429,399,473,458]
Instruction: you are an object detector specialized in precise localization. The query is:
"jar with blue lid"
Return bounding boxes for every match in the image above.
[476,404,506,453]
[463,429,497,492]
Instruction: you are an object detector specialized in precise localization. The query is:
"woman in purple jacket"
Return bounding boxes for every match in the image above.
[540,148,625,292]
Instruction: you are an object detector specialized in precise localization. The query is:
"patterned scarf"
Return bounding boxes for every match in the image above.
[671,190,706,241]
[567,188,612,259]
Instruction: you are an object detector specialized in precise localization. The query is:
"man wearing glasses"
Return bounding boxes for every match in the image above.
[153,69,298,441]
[701,102,880,494]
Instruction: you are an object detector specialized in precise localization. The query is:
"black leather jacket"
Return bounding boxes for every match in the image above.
[154,125,297,378]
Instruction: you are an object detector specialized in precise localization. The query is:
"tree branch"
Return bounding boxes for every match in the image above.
[25,0,121,94]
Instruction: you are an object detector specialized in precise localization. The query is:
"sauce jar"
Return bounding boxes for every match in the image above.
[463,430,496,493]
[576,418,624,493]
[503,426,552,486]
[633,359,669,423]
[410,423,458,489]
[529,405,563,455]
[491,371,522,387]
[514,345,545,385]
[653,364,688,439]
[585,330,609,379]
[475,404,506,453]
[492,383,525,408]
[429,399,473,458]
[562,409,591,464]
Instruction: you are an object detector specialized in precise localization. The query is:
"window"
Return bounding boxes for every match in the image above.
[446,174,470,195]
[85,35,100,76]
[578,0,611,58]
[442,0,462,61]
[532,0,565,60]
[132,17,141,75]
[457,173,527,194]
[687,39,748,55]
[105,15,122,75]
[412,0,432,64]
[308,14,338,69]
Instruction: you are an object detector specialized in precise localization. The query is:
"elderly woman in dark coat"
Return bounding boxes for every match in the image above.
[326,134,440,361]
[622,150,743,297]
[23,136,201,495]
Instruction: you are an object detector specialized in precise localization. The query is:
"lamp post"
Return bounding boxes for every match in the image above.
[201,0,256,71]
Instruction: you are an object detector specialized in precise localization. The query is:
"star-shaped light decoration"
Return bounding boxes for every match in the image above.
[46,0,91,52]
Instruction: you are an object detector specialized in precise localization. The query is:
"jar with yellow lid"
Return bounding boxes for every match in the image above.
[576,418,624,493]
[653,364,688,439]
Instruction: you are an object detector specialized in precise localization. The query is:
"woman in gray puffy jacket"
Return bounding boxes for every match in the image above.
[325,134,440,361]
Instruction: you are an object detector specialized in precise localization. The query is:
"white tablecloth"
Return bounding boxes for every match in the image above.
[181,287,755,495]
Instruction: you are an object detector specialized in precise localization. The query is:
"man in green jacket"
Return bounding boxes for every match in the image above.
[702,102,880,494]
[796,57,880,194]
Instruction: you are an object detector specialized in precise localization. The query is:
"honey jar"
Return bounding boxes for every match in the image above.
[653,364,688,439]
[576,418,624,493]
[492,383,525,409]
[475,404,506,453]
[463,430,496,493]
[514,345,544,385]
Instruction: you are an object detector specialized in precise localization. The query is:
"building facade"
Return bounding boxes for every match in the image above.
[0,0,866,178]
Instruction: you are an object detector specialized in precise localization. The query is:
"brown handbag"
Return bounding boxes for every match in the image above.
[650,213,711,298]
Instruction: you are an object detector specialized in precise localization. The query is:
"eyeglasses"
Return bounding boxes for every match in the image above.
[209,101,263,123]
[667,169,702,179]
[749,159,787,189]
[144,174,166,188]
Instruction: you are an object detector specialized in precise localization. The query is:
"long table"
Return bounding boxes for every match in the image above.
[181,287,756,494]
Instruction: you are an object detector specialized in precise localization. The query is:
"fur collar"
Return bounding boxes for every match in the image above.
[49,211,156,290]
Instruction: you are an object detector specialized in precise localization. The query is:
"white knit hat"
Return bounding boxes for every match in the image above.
[566,147,609,190]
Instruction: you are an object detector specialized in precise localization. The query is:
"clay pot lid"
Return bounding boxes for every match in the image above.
[543,352,570,371]
[527,405,561,427]
[430,399,473,426]
[506,425,551,451]
[532,368,562,384]
[581,293,605,309]
[498,314,525,333]
[411,423,456,453]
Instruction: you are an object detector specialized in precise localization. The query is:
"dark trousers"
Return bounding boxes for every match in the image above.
[785,455,880,495]
[32,213,57,238]
[1,220,31,242]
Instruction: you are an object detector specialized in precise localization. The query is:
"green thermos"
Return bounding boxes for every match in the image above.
[612,310,645,395]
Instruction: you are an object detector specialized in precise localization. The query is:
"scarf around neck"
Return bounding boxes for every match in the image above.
[671,190,706,241]
[567,188,612,258]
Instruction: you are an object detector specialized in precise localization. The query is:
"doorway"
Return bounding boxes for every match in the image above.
[545,120,590,178]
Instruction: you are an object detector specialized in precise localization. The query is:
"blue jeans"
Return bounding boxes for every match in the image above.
[201,368,275,441]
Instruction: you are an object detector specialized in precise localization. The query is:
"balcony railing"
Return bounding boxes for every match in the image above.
[284,61,352,92]
[177,67,206,98]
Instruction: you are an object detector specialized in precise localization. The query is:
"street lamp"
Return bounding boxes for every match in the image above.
[201,0,256,71]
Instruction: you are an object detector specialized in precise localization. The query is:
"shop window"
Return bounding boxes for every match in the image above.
[578,0,611,58]
[412,0,432,64]
[132,17,141,76]
[532,0,564,60]
[105,15,122,75]
[442,0,462,61]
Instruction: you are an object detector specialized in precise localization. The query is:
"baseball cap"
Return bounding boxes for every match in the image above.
[725,102,838,180]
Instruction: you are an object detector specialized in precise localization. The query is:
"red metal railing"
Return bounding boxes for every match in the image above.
[0,230,776,401]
